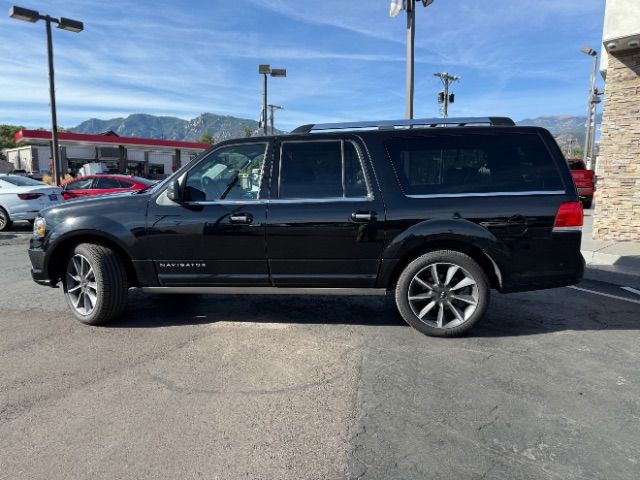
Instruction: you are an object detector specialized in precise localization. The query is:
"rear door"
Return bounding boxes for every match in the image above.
[265,137,385,287]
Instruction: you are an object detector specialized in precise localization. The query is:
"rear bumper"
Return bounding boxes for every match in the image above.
[577,187,594,197]
[499,254,585,293]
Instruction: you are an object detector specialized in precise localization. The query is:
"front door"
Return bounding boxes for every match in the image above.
[146,141,270,286]
[266,138,385,287]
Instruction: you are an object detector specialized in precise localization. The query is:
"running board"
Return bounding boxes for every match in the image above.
[141,287,387,296]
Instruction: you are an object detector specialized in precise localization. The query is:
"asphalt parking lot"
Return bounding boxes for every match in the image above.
[1,224,639,479]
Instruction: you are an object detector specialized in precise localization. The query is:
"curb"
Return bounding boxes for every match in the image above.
[581,249,640,288]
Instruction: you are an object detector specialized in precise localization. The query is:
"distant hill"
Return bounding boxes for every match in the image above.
[517,114,602,149]
[71,113,283,143]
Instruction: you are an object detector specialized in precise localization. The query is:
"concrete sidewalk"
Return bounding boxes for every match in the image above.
[581,209,640,288]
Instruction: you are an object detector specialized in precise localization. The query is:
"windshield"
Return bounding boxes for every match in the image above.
[0,175,44,186]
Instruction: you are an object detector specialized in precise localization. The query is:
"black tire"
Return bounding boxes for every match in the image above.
[395,250,490,337]
[0,207,12,232]
[62,243,128,325]
[582,197,593,209]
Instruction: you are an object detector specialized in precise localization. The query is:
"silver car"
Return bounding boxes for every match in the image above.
[0,174,63,231]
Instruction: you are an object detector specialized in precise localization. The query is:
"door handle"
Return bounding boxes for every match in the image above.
[229,213,253,224]
[351,211,375,222]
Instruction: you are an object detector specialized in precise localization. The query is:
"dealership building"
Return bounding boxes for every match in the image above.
[5,129,209,180]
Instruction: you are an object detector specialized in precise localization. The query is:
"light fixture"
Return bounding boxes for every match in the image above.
[8,5,39,22]
[628,39,639,49]
[580,46,597,57]
[270,68,286,78]
[606,42,618,51]
[258,64,271,74]
[58,17,83,32]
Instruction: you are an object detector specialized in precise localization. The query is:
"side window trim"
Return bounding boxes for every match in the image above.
[277,138,373,202]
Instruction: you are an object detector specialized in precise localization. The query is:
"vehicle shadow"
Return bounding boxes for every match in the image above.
[108,287,639,336]
[109,292,406,329]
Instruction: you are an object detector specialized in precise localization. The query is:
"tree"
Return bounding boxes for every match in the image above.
[0,124,24,150]
[199,132,214,144]
[244,127,253,138]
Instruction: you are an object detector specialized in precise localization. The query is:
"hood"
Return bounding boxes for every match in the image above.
[40,190,151,223]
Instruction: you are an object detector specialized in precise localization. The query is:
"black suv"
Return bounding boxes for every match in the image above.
[28,117,584,337]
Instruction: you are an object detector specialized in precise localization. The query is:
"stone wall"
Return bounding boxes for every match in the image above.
[593,49,640,241]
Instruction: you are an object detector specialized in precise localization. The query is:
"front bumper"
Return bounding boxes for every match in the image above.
[28,248,55,287]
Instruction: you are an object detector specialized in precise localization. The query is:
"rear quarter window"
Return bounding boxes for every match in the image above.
[385,132,563,196]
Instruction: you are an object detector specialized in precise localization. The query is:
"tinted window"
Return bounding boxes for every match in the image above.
[184,143,267,202]
[386,133,563,196]
[0,175,44,186]
[279,141,369,199]
[95,177,124,189]
[65,178,94,190]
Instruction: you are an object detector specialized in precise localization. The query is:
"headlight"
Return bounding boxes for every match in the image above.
[33,216,46,237]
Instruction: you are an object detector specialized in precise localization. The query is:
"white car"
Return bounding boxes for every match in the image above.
[0,174,63,231]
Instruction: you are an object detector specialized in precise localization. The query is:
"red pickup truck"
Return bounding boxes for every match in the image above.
[567,158,595,208]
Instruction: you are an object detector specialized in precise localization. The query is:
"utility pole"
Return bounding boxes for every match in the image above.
[434,72,459,118]
[268,104,283,135]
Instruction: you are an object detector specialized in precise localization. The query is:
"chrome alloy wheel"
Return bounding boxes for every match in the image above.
[66,254,98,316]
[407,262,479,329]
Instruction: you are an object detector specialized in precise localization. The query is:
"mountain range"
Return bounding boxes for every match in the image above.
[70,112,597,148]
[70,113,280,143]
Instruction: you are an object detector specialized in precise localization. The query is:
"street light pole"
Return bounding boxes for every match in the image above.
[406,0,415,119]
[44,16,61,186]
[262,73,268,136]
[580,46,598,169]
[258,65,286,136]
[9,6,83,186]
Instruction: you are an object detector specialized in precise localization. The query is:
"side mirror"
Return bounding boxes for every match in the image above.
[166,179,181,202]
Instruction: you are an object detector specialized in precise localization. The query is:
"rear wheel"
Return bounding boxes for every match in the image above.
[395,250,490,337]
[63,243,128,325]
[0,207,12,232]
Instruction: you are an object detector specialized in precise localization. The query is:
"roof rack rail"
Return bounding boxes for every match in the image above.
[291,116,515,134]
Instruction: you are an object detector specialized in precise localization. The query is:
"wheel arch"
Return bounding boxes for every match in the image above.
[46,231,139,288]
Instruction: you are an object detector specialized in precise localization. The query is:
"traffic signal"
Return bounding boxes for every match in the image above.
[437,91,445,103]
[449,93,455,103]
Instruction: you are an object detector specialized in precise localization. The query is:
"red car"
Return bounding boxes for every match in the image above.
[61,174,156,200]
[567,159,595,209]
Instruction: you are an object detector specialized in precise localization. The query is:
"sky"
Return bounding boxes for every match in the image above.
[0,0,606,131]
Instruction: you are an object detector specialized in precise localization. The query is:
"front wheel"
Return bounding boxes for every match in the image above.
[63,243,129,325]
[395,250,490,337]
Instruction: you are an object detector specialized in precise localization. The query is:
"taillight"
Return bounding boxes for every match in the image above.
[17,193,43,201]
[553,201,583,232]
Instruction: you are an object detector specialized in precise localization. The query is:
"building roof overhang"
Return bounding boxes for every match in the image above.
[14,129,210,151]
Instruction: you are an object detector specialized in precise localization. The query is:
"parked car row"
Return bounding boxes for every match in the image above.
[0,173,155,231]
